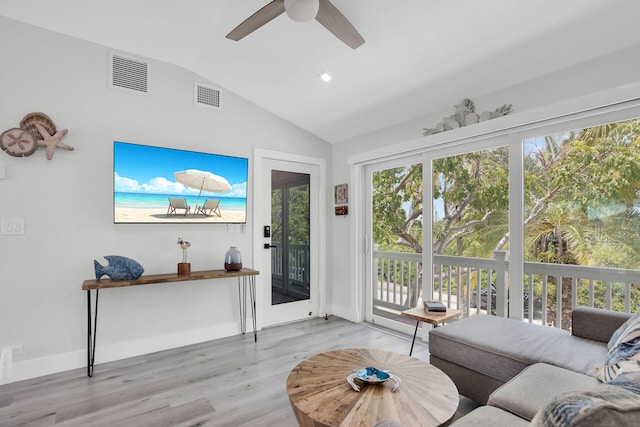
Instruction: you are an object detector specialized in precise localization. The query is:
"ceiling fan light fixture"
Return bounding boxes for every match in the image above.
[284,0,320,22]
[319,72,332,82]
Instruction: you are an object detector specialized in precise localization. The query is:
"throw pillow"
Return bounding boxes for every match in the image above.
[597,311,640,382]
[530,386,640,427]
[608,370,640,395]
[608,310,640,349]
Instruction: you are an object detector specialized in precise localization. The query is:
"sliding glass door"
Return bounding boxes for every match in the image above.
[364,113,640,333]
[427,144,510,317]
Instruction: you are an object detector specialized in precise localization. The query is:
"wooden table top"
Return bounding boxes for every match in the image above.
[401,307,463,326]
[286,348,458,427]
[82,268,259,290]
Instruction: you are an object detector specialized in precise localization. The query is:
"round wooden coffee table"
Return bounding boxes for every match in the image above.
[286,348,458,427]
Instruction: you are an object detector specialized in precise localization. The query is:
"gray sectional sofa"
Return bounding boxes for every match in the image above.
[428,306,640,425]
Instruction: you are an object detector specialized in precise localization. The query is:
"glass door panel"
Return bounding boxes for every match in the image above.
[430,147,510,317]
[523,119,640,328]
[369,161,423,330]
[271,171,310,305]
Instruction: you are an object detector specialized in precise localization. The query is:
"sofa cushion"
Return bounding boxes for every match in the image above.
[572,306,632,344]
[530,384,640,427]
[450,406,529,427]
[488,363,599,421]
[597,312,640,382]
[429,315,608,383]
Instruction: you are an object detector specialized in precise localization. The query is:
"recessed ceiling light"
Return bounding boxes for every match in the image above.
[319,72,332,82]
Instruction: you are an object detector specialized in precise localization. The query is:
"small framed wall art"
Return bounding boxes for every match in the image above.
[335,206,348,216]
[334,183,348,204]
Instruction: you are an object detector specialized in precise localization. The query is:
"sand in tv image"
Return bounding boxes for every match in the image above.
[113,141,248,224]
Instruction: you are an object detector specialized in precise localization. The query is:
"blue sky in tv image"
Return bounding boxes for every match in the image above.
[113,141,248,210]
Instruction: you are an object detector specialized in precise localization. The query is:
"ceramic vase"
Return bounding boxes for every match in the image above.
[224,246,242,271]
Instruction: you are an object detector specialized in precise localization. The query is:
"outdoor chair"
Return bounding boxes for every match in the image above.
[195,199,222,217]
[167,198,190,216]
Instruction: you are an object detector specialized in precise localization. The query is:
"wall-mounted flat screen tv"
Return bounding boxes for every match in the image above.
[114,141,248,224]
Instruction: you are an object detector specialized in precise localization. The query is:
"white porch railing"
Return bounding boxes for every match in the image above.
[270,242,310,295]
[373,250,640,330]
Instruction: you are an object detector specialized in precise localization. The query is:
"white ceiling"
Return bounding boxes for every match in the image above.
[2,0,640,143]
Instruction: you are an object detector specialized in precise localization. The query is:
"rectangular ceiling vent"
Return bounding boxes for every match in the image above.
[109,53,149,94]
[195,82,222,110]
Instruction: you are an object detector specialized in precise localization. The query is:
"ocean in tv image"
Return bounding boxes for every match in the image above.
[113,141,248,223]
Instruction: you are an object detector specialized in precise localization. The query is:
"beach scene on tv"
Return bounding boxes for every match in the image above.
[114,142,248,223]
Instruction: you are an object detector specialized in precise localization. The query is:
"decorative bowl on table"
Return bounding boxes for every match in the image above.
[347,367,401,392]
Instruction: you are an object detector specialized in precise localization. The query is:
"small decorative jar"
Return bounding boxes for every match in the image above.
[224,246,242,271]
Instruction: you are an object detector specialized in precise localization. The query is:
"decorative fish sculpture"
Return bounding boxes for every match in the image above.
[94,256,144,280]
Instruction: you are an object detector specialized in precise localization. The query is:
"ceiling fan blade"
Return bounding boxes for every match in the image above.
[315,0,365,49]
[226,0,286,41]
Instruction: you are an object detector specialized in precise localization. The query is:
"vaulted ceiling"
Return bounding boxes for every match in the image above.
[2,0,640,143]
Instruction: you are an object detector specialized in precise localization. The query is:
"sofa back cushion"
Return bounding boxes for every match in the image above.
[572,306,632,344]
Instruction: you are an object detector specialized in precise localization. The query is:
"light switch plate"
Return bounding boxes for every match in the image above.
[1,218,24,235]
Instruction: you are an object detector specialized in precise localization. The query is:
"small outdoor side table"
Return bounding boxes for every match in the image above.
[401,307,463,356]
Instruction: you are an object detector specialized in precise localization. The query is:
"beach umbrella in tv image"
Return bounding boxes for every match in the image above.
[174,169,232,201]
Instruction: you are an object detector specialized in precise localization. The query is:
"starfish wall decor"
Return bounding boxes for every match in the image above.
[35,123,73,160]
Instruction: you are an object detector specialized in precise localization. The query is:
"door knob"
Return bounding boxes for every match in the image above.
[264,243,277,249]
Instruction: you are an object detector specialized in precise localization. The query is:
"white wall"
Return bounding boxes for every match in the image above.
[330,43,640,320]
[0,17,331,383]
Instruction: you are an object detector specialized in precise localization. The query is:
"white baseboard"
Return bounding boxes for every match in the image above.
[0,322,241,385]
[330,304,359,322]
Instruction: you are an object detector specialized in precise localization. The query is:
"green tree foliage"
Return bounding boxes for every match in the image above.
[288,184,310,244]
[271,188,282,241]
[271,184,310,244]
[372,164,423,252]
[525,120,640,269]
[432,148,509,256]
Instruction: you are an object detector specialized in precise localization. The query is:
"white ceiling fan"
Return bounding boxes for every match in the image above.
[226,0,365,49]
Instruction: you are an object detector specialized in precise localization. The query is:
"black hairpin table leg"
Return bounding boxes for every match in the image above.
[87,289,99,377]
[238,275,258,342]
[409,320,419,356]
[249,275,257,342]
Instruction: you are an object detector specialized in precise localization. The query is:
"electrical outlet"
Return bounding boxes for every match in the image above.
[0,218,24,235]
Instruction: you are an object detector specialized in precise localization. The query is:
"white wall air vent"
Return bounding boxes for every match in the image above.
[109,53,149,94]
[195,82,222,109]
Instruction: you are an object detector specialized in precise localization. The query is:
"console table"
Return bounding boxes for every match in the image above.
[82,268,259,377]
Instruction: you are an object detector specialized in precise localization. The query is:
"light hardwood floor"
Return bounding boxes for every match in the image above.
[0,316,478,426]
